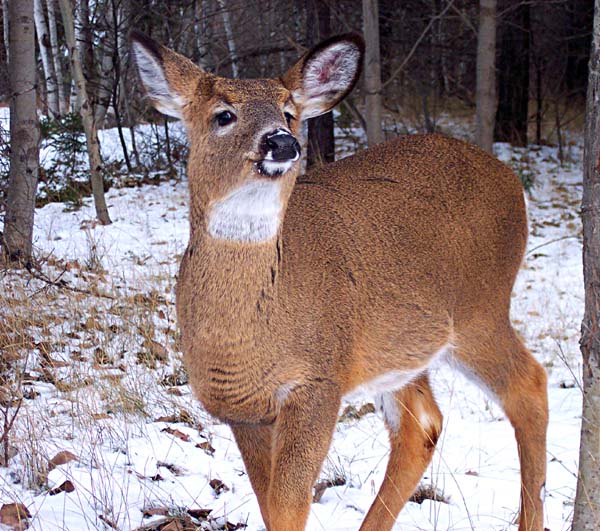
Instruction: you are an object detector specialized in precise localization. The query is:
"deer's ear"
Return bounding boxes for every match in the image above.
[283,33,364,120]
[130,31,208,119]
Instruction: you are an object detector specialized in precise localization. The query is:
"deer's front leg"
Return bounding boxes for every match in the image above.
[267,384,340,531]
[231,423,274,529]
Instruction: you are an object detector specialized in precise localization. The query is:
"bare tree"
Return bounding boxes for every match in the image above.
[33,0,59,116]
[58,0,111,225]
[2,0,8,64]
[2,0,40,264]
[194,0,210,70]
[494,2,530,146]
[217,0,239,77]
[475,0,496,153]
[306,0,334,168]
[46,0,67,114]
[363,0,384,146]
[572,1,600,528]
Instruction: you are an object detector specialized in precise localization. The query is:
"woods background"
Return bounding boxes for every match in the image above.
[0,0,595,208]
[0,2,599,530]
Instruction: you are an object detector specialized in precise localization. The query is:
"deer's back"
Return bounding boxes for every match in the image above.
[283,134,527,347]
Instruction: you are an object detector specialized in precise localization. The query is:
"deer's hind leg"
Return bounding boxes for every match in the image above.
[453,320,548,531]
[359,373,443,531]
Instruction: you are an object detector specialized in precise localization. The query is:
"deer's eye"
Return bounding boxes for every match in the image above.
[284,112,295,126]
[215,110,236,127]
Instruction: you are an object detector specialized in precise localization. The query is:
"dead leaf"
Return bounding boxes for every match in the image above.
[93,348,112,365]
[0,503,31,531]
[48,450,78,471]
[84,316,104,331]
[409,483,449,504]
[209,478,229,495]
[48,480,75,495]
[313,476,346,503]
[465,470,479,476]
[161,427,190,442]
[157,461,185,476]
[155,414,179,423]
[162,520,185,531]
[186,508,211,519]
[196,441,215,456]
[142,507,170,518]
[98,514,119,529]
[142,339,169,362]
[92,413,111,420]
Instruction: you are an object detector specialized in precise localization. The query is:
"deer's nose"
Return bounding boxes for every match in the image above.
[261,129,301,162]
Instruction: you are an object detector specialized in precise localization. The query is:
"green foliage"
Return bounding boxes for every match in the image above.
[38,114,101,210]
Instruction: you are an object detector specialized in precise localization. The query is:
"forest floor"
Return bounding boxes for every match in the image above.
[0,115,585,531]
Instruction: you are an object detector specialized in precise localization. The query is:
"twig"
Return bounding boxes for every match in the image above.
[26,266,117,300]
[382,0,456,90]
[526,235,580,256]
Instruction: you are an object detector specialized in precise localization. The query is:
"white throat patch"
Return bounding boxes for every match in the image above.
[207,180,283,242]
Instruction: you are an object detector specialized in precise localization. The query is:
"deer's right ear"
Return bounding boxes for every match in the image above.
[130,31,206,119]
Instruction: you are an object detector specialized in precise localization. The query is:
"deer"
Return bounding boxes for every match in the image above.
[131,30,548,531]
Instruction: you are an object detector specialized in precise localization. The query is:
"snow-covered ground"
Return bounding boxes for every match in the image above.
[0,120,584,531]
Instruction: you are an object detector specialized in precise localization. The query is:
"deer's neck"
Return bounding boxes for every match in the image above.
[182,231,282,342]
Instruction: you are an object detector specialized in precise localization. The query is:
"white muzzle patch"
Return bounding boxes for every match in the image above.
[207,180,283,243]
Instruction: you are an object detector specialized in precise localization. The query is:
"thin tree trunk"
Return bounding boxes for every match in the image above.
[33,0,59,116]
[306,0,334,168]
[217,0,238,77]
[58,0,111,225]
[535,60,542,145]
[475,0,496,153]
[2,0,8,64]
[110,0,130,172]
[94,44,113,127]
[2,0,40,264]
[194,0,209,70]
[494,2,530,146]
[46,0,66,114]
[572,1,600,528]
[363,0,384,146]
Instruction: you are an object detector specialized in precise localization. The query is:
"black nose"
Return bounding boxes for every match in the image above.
[261,129,301,162]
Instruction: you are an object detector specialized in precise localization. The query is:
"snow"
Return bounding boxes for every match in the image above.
[0,119,584,531]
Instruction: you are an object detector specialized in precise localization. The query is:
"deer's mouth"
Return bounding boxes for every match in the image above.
[254,157,297,178]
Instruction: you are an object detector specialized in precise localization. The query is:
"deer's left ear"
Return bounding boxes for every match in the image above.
[283,33,364,120]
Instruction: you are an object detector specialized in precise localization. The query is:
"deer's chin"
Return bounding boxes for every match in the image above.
[255,159,295,178]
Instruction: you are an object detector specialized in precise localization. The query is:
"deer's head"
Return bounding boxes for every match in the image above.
[131,31,364,243]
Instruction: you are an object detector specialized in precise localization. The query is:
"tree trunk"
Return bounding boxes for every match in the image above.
[58,0,111,225]
[46,0,66,115]
[306,0,334,168]
[572,1,600,529]
[217,0,239,77]
[33,0,59,116]
[94,43,113,128]
[2,0,8,64]
[2,0,40,265]
[494,2,530,146]
[194,0,209,70]
[475,0,496,153]
[363,0,384,146]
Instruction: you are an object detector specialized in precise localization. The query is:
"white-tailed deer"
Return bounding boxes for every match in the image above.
[131,31,548,531]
